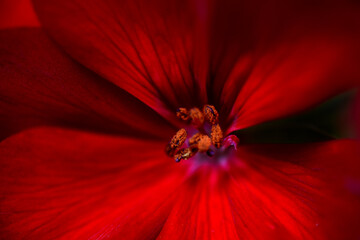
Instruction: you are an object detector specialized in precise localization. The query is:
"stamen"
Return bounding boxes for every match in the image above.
[196,135,212,152]
[211,124,223,148]
[203,105,219,125]
[168,105,230,162]
[174,146,198,162]
[189,107,204,128]
[176,108,190,121]
[188,133,202,146]
[166,128,187,156]
[188,132,212,151]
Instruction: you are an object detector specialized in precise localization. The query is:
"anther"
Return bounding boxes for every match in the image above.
[188,133,202,146]
[196,135,212,152]
[203,105,219,125]
[176,108,190,121]
[189,133,211,152]
[174,146,198,162]
[166,128,187,156]
[189,133,212,152]
[211,124,223,148]
[189,107,204,128]
[168,104,231,162]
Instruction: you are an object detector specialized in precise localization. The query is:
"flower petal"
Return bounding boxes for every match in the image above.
[32,0,360,131]
[0,0,39,29]
[224,5,360,132]
[229,141,360,239]
[0,28,174,140]
[0,127,186,239]
[158,140,360,239]
[32,0,204,118]
[157,171,241,239]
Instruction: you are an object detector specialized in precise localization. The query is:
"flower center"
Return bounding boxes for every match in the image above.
[166,105,239,163]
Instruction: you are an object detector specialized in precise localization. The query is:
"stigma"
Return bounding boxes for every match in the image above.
[166,105,238,163]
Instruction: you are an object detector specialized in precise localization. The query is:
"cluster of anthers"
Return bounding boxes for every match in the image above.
[166,105,226,163]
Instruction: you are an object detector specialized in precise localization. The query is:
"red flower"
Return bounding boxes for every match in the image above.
[1,0,360,239]
[0,0,39,28]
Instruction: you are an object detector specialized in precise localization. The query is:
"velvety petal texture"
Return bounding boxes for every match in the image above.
[1,127,359,239]
[230,142,360,240]
[1,1,359,239]
[33,0,203,121]
[0,28,174,141]
[225,8,360,132]
[0,0,39,28]
[159,141,360,240]
[0,127,186,239]
[33,0,360,132]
